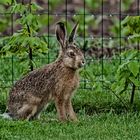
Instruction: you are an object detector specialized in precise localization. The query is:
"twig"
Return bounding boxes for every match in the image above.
[26,23,33,71]
[130,83,136,104]
[103,84,128,111]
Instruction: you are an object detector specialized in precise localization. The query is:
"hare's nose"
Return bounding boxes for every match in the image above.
[81,60,85,66]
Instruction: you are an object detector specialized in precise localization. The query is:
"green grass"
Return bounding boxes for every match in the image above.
[1,90,140,140]
[1,113,140,140]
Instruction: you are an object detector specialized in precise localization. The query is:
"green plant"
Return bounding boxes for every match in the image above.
[0,0,12,5]
[0,1,47,72]
[121,0,134,12]
[0,0,11,35]
[109,17,120,37]
[121,16,140,40]
[85,0,101,10]
[112,49,140,104]
[72,9,97,37]
[49,0,62,12]
[111,16,140,104]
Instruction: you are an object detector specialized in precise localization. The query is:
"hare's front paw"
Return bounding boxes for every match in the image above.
[69,114,79,122]
[59,117,67,122]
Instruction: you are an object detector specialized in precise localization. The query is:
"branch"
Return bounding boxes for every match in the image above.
[26,23,33,71]
[103,84,128,111]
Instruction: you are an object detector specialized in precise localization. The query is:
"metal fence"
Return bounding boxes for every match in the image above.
[0,0,140,98]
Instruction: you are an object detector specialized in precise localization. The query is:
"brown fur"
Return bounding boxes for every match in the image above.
[6,22,85,121]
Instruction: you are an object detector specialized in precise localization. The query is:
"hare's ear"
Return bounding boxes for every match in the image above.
[68,22,79,43]
[56,22,66,48]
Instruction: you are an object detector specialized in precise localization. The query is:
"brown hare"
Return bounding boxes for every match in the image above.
[4,22,85,121]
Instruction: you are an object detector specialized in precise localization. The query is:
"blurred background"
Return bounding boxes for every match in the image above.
[0,0,139,36]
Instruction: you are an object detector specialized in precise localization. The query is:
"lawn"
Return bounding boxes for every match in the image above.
[0,113,140,140]
[1,89,140,140]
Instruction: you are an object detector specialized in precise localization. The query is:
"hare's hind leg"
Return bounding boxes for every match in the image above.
[17,104,37,120]
[30,106,44,120]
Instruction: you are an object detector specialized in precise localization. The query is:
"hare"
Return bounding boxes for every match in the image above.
[5,22,85,121]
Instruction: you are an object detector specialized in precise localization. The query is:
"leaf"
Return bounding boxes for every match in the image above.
[117,61,129,71]
[112,77,127,94]
[121,16,130,26]
[128,61,139,77]
[129,77,140,87]
[116,70,130,81]
[0,0,12,4]
[115,83,126,94]
[121,49,138,60]
[31,2,43,11]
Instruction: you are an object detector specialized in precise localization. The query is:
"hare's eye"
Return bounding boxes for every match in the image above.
[68,51,75,57]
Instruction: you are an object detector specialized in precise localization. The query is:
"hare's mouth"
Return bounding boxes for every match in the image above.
[78,61,85,68]
[72,63,84,70]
